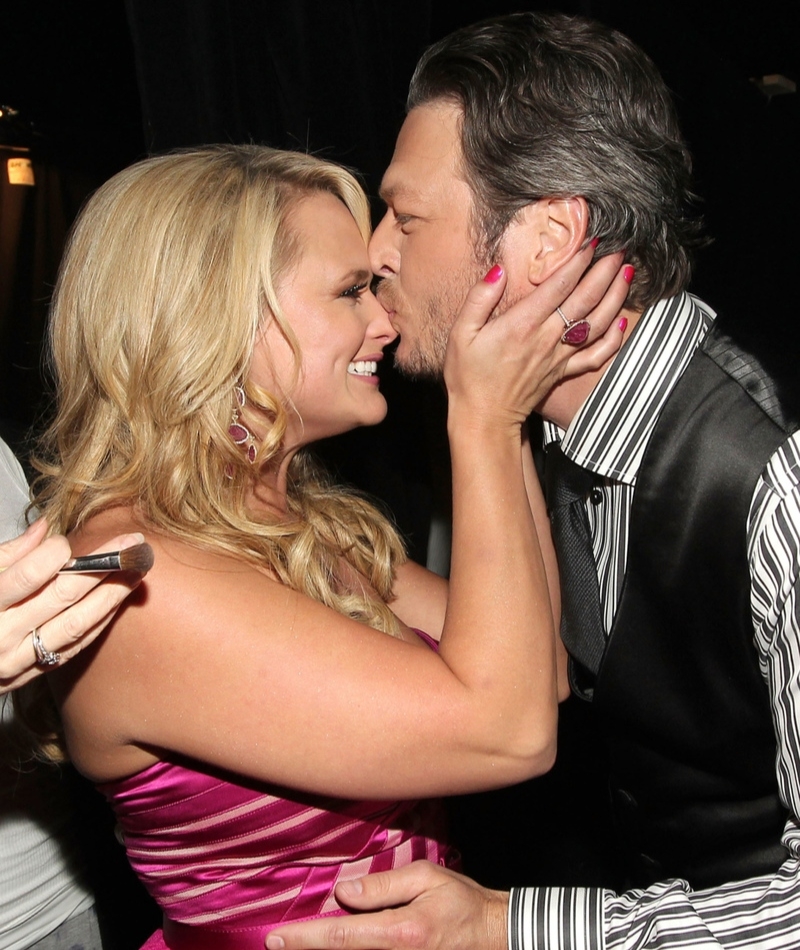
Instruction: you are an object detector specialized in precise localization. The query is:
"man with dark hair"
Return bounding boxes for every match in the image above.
[269,12,800,950]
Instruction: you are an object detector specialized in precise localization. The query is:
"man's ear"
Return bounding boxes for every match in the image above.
[510,197,589,285]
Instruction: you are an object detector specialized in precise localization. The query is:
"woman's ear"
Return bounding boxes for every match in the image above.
[509,197,589,285]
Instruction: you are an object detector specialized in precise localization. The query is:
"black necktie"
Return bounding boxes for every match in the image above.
[544,443,606,689]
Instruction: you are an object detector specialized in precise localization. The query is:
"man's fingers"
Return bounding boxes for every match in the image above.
[267,908,424,950]
[266,863,473,950]
[335,862,451,910]
[265,864,509,950]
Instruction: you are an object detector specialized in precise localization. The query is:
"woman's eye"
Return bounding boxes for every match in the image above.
[340,282,368,300]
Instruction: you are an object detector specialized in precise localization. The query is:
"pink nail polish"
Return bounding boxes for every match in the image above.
[589,237,600,249]
[618,317,628,333]
[623,265,635,284]
[483,264,503,284]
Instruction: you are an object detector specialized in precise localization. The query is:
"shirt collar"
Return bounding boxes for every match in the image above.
[543,293,716,485]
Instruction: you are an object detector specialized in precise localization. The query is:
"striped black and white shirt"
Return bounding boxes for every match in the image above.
[511,293,800,949]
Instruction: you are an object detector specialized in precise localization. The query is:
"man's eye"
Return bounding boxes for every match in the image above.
[340,282,368,299]
[395,214,414,227]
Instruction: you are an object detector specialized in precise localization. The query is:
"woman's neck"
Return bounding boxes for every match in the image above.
[247,449,296,517]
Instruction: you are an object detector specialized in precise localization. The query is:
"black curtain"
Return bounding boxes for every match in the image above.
[124,0,459,566]
[125,1,431,200]
[0,135,100,458]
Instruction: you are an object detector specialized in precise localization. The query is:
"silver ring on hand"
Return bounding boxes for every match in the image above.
[556,305,591,346]
[32,628,61,667]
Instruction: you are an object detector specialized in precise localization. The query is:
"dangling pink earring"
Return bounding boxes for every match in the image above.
[229,385,257,463]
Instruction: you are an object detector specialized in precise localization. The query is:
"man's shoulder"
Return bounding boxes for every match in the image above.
[698,322,800,435]
[758,431,800,504]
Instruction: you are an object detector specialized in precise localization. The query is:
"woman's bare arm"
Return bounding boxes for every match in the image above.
[55,249,628,801]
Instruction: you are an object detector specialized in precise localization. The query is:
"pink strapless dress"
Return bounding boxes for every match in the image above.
[98,632,458,950]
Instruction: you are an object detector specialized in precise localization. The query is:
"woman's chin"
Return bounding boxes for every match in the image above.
[363,398,389,428]
[301,406,389,445]
[345,395,390,432]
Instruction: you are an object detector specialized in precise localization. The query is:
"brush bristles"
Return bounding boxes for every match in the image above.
[117,542,155,573]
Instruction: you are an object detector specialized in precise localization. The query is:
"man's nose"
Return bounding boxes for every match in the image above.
[368,211,400,277]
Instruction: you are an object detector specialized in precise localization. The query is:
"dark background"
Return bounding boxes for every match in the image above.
[0,1,797,943]
[1,1,797,558]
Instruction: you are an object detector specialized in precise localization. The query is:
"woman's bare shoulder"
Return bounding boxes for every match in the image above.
[56,511,288,780]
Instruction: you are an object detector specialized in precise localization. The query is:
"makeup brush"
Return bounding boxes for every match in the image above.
[59,542,155,574]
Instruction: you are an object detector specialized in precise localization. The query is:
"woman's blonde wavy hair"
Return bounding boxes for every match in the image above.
[34,144,406,634]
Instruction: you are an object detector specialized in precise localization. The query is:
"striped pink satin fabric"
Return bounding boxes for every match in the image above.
[100,757,457,947]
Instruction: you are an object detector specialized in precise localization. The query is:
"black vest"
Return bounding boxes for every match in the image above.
[583,325,798,890]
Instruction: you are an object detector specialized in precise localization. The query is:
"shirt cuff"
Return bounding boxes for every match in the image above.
[509,886,604,950]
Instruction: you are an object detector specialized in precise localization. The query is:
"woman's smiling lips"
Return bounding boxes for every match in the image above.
[347,354,383,384]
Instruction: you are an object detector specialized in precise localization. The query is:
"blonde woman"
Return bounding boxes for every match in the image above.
[22,145,628,948]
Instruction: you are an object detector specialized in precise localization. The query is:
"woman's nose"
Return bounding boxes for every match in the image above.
[366,292,398,345]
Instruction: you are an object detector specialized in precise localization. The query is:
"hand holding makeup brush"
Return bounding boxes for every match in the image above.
[0,520,152,693]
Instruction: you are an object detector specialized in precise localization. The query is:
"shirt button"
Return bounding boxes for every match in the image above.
[590,487,604,505]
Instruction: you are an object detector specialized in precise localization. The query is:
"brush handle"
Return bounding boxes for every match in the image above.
[60,552,125,573]
[59,542,153,573]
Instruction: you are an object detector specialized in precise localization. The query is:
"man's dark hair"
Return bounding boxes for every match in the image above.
[408,12,706,309]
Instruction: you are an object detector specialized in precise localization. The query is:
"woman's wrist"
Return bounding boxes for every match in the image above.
[446,403,524,445]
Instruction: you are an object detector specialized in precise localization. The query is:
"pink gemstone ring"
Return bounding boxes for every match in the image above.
[557,306,591,346]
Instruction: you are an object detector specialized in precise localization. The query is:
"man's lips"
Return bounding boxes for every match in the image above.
[376,282,394,310]
[378,298,399,331]
[376,284,401,334]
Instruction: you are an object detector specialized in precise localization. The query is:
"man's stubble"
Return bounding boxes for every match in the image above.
[379,255,493,381]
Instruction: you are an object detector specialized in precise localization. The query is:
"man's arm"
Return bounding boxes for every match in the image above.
[497,433,800,950]
[267,433,800,950]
